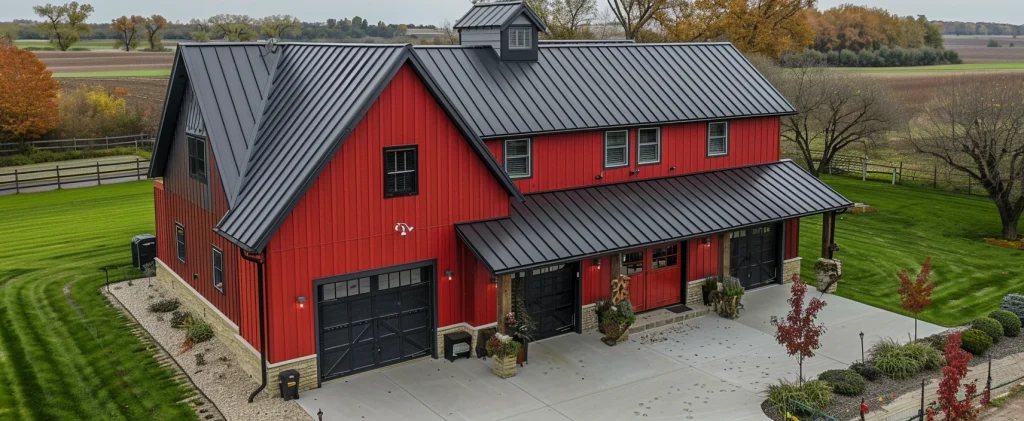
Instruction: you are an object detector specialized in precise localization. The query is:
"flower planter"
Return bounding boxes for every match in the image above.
[600,319,633,346]
[701,288,712,306]
[514,338,529,365]
[492,354,518,378]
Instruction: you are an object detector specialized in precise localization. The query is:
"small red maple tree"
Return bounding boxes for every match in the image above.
[931,332,979,421]
[774,275,827,383]
[898,257,936,340]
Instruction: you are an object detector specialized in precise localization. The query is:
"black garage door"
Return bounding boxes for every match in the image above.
[519,263,579,341]
[730,224,779,290]
[316,265,433,382]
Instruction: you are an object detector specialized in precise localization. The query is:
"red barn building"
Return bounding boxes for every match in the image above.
[148,1,850,392]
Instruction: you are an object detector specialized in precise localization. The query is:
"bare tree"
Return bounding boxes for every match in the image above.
[529,0,598,39]
[606,0,665,40]
[912,75,1024,240]
[758,58,899,177]
[434,19,459,45]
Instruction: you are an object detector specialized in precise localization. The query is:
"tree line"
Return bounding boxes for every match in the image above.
[938,21,1023,37]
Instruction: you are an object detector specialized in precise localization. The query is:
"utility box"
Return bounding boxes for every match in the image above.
[279,369,300,401]
[131,234,157,271]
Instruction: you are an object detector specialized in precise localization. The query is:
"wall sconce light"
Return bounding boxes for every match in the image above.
[592,258,601,268]
[594,174,604,180]
[445,270,454,281]
[669,166,677,171]
[297,296,307,309]
[193,273,199,281]
[702,237,712,247]
[490,276,498,284]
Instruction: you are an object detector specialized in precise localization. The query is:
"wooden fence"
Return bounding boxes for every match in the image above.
[802,152,986,196]
[0,134,155,156]
[0,158,150,194]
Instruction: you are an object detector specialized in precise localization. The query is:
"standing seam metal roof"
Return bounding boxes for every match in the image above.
[455,160,852,274]
[453,1,547,31]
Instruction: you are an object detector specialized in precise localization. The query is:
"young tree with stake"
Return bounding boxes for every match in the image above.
[774,275,827,383]
[897,257,935,341]
[927,332,979,421]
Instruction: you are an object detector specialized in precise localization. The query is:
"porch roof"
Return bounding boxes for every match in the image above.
[455,160,852,275]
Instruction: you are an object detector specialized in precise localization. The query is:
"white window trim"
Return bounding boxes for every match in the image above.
[503,138,532,179]
[212,246,224,293]
[508,27,531,50]
[707,121,729,157]
[636,127,661,165]
[604,130,630,168]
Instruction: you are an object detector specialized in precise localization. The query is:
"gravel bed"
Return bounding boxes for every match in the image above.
[108,279,309,421]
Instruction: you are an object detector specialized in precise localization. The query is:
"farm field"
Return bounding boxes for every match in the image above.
[15,38,180,51]
[798,176,1024,328]
[52,69,172,78]
[944,35,1024,63]
[837,62,1024,74]
[0,181,197,420]
[34,50,174,76]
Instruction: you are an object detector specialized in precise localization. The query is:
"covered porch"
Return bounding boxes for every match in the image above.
[456,160,852,337]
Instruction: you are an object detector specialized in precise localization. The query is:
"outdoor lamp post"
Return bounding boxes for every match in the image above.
[859,331,865,363]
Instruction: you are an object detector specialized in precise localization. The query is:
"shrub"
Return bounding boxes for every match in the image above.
[989,309,1022,337]
[918,334,948,353]
[818,369,866,396]
[148,298,180,313]
[850,362,882,381]
[988,39,1002,48]
[485,332,521,358]
[170,311,193,328]
[868,338,902,360]
[1000,294,1024,321]
[875,353,922,380]
[971,317,1004,343]
[194,352,205,366]
[901,342,943,370]
[185,318,214,344]
[767,380,834,415]
[960,328,993,355]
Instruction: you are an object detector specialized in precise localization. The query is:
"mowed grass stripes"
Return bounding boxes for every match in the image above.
[799,176,1024,328]
[0,181,196,421]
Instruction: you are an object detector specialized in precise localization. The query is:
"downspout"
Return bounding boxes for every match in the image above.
[240,250,268,403]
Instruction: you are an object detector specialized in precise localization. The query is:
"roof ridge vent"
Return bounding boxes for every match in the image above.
[266,38,280,54]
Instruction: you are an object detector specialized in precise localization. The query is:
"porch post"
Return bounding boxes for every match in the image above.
[718,233,731,279]
[609,253,622,278]
[821,211,836,259]
[496,273,513,334]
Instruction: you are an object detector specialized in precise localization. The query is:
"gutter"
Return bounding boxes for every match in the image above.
[240,250,268,403]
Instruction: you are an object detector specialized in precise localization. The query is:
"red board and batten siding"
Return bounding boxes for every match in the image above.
[262,65,511,363]
[784,218,800,260]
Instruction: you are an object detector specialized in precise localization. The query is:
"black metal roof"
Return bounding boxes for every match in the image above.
[414,43,796,139]
[453,1,546,31]
[455,160,851,274]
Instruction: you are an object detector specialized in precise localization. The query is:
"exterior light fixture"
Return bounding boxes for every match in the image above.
[592,258,601,268]
[445,270,454,281]
[490,276,497,284]
[702,237,712,247]
[297,296,307,308]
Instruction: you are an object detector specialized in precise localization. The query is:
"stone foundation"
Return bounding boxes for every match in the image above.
[155,259,318,392]
[783,257,801,283]
[437,323,492,358]
[581,304,598,331]
[686,280,707,306]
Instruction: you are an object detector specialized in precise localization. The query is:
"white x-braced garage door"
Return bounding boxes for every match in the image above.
[316,264,433,382]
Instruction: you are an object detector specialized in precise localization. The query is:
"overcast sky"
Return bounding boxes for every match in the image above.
[3,0,1020,26]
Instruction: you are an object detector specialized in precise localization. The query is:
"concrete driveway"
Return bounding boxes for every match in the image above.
[298,284,944,421]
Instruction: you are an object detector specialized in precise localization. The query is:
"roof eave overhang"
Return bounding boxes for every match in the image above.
[148,50,188,178]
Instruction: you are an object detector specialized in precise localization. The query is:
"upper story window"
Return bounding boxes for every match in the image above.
[707,121,729,157]
[504,138,531,179]
[604,130,629,168]
[508,27,531,50]
[212,246,224,293]
[187,134,207,183]
[384,146,418,198]
[175,223,186,263]
[637,128,661,165]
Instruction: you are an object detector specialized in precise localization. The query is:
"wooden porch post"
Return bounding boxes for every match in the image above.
[609,253,622,279]
[821,211,836,259]
[496,273,513,334]
[719,233,731,279]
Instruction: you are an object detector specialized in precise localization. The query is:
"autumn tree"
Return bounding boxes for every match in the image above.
[0,24,16,47]
[928,333,980,421]
[528,0,598,39]
[897,257,935,340]
[144,14,167,50]
[607,0,666,40]
[657,0,815,59]
[912,75,1024,240]
[111,15,146,51]
[0,46,60,142]
[773,276,827,383]
[208,14,257,42]
[807,5,944,53]
[33,2,95,51]
[259,15,302,39]
[756,59,900,176]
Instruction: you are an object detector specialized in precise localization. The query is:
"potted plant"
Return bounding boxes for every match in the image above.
[709,277,744,319]
[486,332,522,378]
[701,276,718,306]
[505,311,535,365]
[598,298,636,346]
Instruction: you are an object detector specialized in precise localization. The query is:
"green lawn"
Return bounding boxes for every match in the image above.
[15,39,180,51]
[835,62,1024,74]
[799,176,1024,328]
[0,181,196,420]
[51,69,173,78]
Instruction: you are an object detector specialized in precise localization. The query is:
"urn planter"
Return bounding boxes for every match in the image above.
[492,355,518,378]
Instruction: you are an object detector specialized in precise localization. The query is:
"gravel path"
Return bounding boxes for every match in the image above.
[108,279,310,421]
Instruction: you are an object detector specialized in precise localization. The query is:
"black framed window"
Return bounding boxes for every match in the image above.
[652,244,678,269]
[187,134,207,183]
[212,246,224,293]
[175,223,186,263]
[604,130,629,168]
[707,121,729,157]
[637,128,661,165]
[622,251,644,275]
[508,27,531,49]
[504,138,531,179]
[384,146,418,198]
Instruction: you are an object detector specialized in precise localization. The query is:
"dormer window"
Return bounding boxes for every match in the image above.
[508,27,531,50]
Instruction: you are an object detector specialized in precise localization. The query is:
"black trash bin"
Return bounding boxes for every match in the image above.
[131,234,157,271]
[279,369,300,401]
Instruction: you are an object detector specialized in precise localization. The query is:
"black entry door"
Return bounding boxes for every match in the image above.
[521,263,579,341]
[730,225,779,290]
[317,265,432,382]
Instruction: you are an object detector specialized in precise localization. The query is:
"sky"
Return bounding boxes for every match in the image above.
[2,0,1021,26]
